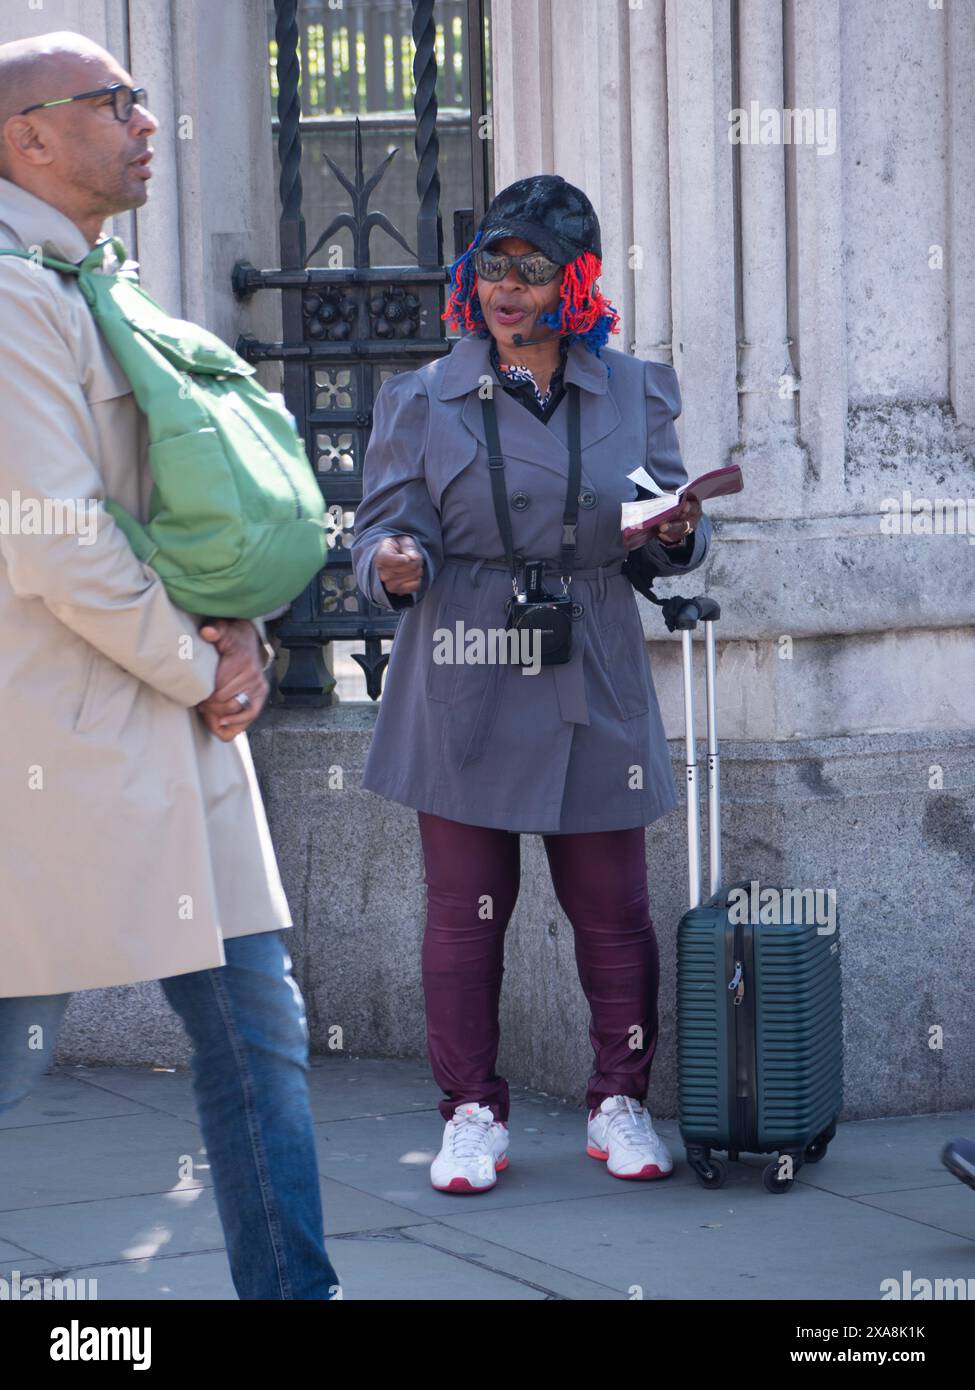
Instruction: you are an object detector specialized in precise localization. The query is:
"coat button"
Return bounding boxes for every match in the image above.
[578,488,597,509]
[511,490,530,510]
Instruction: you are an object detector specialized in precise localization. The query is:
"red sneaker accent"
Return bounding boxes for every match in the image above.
[608,1163,671,1181]
[435,1176,496,1194]
[431,1153,508,1193]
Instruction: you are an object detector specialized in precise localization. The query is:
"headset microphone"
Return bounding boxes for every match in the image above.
[512,329,556,347]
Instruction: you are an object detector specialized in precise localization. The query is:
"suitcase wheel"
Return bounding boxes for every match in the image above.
[763,1155,800,1193]
[686,1146,728,1188]
[803,1136,829,1165]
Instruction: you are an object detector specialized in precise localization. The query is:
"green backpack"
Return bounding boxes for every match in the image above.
[0,237,329,619]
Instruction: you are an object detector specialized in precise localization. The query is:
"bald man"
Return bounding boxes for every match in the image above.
[0,33,340,1299]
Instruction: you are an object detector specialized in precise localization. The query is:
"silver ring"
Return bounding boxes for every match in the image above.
[233,691,251,709]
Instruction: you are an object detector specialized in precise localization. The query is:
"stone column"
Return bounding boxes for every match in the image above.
[736,0,796,442]
[129,0,281,375]
[791,0,847,504]
[947,0,975,426]
[492,0,633,364]
[664,0,739,476]
[489,0,550,178]
[125,0,182,312]
[625,0,672,361]
[0,0,280,371]
[0,0,128,244]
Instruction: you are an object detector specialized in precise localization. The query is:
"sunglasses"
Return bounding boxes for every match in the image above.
[19,83,149,124]
[474,247,563,286]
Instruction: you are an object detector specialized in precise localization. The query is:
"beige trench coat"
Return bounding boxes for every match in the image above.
[0,178,291,998]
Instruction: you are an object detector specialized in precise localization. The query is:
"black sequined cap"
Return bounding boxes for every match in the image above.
[477,174,601,265]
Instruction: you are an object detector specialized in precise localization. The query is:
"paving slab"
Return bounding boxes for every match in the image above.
[855,1183,975,1242]
[435,1181,975,1300]
[325,1231,547,1300]
[54,1251,237,1301]
[0,1257,60,1283]
[784,1111,975,1197]
[0,1234,46,1261]
[0,1187,221,1268]
[320,1176,427,1235]
[0,1179,418,1273]
[303,1055,447,1121]
[0,1071,147,1130]
[56,1066,202,1124]
[0,1111,210,1211]
[402,1220,621,1300]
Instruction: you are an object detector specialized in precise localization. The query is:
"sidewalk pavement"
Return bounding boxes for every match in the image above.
[1,1056,973,1301]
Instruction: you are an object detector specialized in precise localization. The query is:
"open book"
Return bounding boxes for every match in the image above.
[621,463,744,538]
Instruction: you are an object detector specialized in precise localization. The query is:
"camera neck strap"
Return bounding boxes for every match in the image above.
[481,380,582,592]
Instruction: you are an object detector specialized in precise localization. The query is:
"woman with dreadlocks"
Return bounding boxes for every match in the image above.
[351,174,711,1194]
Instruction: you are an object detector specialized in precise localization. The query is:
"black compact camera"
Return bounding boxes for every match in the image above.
[503,560,573,666]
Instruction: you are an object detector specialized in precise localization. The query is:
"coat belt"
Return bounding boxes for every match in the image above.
[445,554,625,582]
[441,555,629,764]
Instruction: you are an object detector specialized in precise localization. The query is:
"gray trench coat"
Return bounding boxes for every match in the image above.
[350,332,712,834]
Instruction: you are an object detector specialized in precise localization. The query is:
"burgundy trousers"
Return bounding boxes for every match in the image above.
[417,811,661,1124]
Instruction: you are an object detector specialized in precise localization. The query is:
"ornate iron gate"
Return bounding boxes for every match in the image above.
[232,0,492,704]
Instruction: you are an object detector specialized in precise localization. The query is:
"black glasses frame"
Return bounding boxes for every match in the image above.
[19,83,148,124]
[474,247,563,286]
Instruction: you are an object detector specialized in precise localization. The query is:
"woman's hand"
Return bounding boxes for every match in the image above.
[622,495,703,551]
[623,525,653,551]
[375,535,423,595]
[652,495,703,548]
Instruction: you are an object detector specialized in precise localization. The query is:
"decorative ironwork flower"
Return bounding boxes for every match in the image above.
[303,289,357,341]
[369,287,422,339]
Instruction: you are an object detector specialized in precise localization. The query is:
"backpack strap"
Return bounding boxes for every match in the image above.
[0,237,126,278]
[0,247,81,275]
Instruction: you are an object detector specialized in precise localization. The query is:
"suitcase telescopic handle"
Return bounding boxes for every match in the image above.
[702,604,722,900]
[649,591,722,909]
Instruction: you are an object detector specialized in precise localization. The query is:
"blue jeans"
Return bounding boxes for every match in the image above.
[0,930,340,1300]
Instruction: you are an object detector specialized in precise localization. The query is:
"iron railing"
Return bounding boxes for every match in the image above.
[233,0,491,704]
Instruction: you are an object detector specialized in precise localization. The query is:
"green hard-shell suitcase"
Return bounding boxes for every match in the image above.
[658,592,843,1193]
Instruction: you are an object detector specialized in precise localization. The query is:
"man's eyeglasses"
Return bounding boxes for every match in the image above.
[19,83,149,124]
[474,247,563,286]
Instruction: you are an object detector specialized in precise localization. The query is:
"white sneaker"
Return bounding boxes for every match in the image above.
[587,1095,674,1180]
[430,1102,510,1193]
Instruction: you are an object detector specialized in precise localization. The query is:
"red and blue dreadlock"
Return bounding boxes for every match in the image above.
[442,227,622,369]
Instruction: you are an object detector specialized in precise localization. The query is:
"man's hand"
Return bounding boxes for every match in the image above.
[375,535,423,595]
[195,619,269,741]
